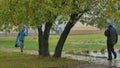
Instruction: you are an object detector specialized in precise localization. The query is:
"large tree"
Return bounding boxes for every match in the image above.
[53,0,120,57]
[0,0,65,56]
[0,0,119,57]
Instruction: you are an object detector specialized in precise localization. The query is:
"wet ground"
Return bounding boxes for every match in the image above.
[0,47,120,68]
[63,53,120,67]
[89,50,120,60]
[66,50,120,67]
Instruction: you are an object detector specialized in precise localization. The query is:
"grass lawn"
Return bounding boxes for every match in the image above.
[0,34,120,52]
[0,51,86,68]
[0,34,120,68]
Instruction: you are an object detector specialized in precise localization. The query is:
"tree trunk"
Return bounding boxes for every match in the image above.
[53,22,74,57]
[42,23,52,56]
[53,14,78,57]
[38,26,43,55]
[38,23,52,56]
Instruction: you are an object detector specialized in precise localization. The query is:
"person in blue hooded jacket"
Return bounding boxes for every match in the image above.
[16,29,26,52]
[104,22,118,60]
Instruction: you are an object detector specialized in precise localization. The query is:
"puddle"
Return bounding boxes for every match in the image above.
[88,51,120,60]
[66,50,120,67]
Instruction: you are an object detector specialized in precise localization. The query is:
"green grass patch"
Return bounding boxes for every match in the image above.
[0,34,120,51]
[0,51,86,68]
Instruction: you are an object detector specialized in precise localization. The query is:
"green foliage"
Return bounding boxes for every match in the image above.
[79,0,119,28]
[0,0,119,30]
[116,23,120,35]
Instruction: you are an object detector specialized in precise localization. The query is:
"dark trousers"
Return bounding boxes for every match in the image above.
[107,43,117,59]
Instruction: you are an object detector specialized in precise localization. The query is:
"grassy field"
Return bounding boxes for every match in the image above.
[0,34,120,52]
[0,34,120,68]
[0,51,86,68]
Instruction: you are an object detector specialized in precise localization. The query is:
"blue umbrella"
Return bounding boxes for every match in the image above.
[107,21,116,28]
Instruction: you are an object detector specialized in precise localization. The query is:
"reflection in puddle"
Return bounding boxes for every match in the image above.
[88,51,120,60]
[107,59,120,67]
[89,51,107,58]
[76,50,120,59]
[68,49,120,67]
[67,50,120,67]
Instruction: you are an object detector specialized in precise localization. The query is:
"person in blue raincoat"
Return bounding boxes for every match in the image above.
[15,28,28,52]
[104,22,118,60]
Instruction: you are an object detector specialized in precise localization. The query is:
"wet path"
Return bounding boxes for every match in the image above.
[63,53,120,67]
[0,47,120,68]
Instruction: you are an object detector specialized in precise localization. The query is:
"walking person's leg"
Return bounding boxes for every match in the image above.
[20,40,24,52]
[111,45,117,59]
[20,45,23,52]
[107,45,112,60]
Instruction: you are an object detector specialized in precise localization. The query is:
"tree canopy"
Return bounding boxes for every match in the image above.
[0,0,119,30]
